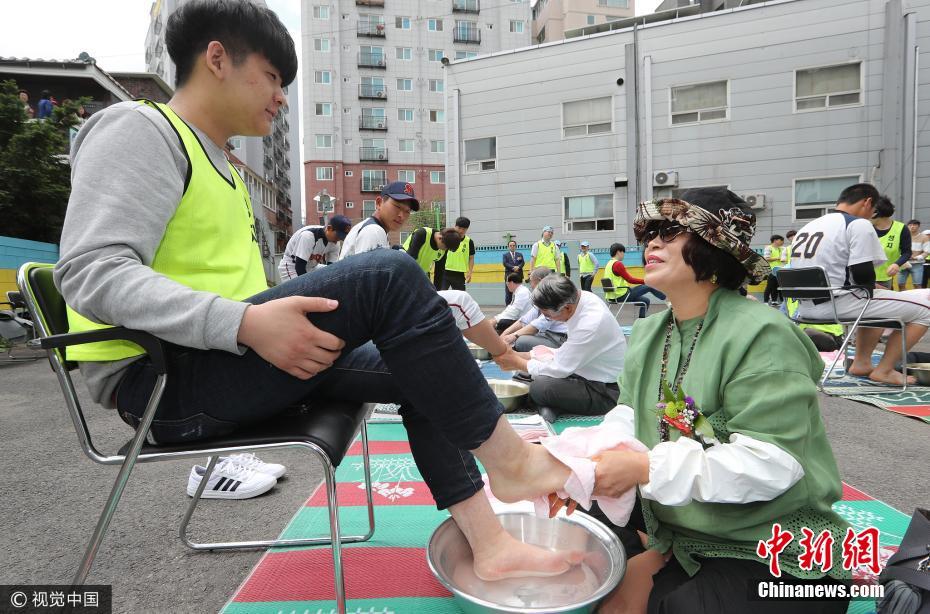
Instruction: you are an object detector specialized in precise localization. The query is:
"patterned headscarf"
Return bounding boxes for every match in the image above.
[633,187,770,285]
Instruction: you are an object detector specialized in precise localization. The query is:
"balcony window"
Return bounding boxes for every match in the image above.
[454,20,480,43]
[453,0,480,12]
[398,170,416,183]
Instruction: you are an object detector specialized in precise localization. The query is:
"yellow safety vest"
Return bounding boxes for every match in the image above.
[65,100,268,361]
[603,258,630,300]
[445,235,471,272]
[402,227,444,274]
[875,220,904,282]
[533,240,558,270]
[578,252,596,274]
[786,299,844,337]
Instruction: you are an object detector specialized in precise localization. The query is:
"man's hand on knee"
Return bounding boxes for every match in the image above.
[237,297,345,380]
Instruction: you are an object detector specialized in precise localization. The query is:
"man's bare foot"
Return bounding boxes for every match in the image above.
[472,529,585,581]
[485,442,571,503]
[847,361,874,377]
[869,368,916,386]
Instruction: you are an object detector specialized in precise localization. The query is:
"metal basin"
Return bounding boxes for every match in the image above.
[468,342,492,361]
[427,511,626,614]
[906,363,930,386]
[488,379,529,412]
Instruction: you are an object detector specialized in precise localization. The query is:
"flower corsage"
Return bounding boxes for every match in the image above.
[656,381,715,444]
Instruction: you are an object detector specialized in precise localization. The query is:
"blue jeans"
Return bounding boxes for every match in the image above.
[898,262,924,288]
[116,250,498,509]
[619,285,667,318]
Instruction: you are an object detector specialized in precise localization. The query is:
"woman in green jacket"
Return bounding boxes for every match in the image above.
[592,187,850,614]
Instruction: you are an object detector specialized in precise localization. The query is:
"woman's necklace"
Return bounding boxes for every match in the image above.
[656,313,705,441]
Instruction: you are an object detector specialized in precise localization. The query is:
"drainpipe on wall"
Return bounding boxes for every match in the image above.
[451,87,462,221]
[643,55,653,203]
[632,21,641,207]
[911,43,919,221]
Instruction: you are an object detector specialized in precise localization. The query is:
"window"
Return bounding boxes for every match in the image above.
[345,201,355,209]
[362,170,387,192]
[396,78,413,91]
[429,110,444,123]
[315,134,333,148]
[313,38,331,52]
[564,194,614,231]
[398,108,414,122]
[586,15,595,24]
[430,140,445,153]
[395,16,411,28]
[428,49,444,62]
[313,5,329,19]
[464,137,496,172]
[795,62,862,111]
[562,97,612,137]
[362,200,376,217]
[670,80,728,125]
[315,102,333,116]
[396,47,412,60]
[316,167,334,180]
[509,20,524,33]
[345,170,353,176]
[314,70,332,84]
[598,0,628,6]
[398,138,415,152]
[793,175,860,220]
[398,170,416,183]
[454,50,478,60]
[429,79,444,92]
[431,171,446,183]
[428,18,443,31]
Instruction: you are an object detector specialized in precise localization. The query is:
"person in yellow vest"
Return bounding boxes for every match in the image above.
[577,241,599,291]
[762,234,784,305]
[52,0,581,580]
[402,226,462,275]
[530,226,561,274]
[899,219,926,289]
[440,217,475,290]
[785,298,845,351]
[604,243,665,319]
[872,196,911,290]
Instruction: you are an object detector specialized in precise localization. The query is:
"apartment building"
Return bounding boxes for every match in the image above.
[532,0,634,44]
[444,0,926,251]
[145,0,303,250]
[302,0,532,231]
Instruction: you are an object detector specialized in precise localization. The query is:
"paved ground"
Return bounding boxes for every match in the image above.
[1,305,928,613]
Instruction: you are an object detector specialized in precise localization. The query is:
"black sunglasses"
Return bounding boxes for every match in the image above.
[639,223,690,245]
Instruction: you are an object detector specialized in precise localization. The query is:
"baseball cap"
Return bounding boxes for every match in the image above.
[542,225,554,232]
[581,241,590,247]
[381,181,419,211]
[328,214,352,240]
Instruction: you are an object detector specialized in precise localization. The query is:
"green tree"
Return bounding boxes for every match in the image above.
[0,80,89,243]
[403,201,446,235]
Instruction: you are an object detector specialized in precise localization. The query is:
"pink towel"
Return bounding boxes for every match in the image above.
[533,421,649,526]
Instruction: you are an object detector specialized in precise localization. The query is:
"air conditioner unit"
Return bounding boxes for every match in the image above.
[376,91,385,98]
[742,193,766,210]
[376,121,385,128]
[378,153,386,160]
[653,170,679,188]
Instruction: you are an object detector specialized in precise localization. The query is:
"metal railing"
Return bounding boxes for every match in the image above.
[359,84,388,99]
[356,0,385,5]
[453,0,480,12]
[360,147,388,161]
[358,52,387,68]
[357,21,386,36]
[361,179,387,192]
[453,25,481,43]
[359,116,388,130]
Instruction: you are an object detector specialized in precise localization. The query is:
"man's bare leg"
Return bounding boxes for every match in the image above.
[472,416,571,504]
[450,490,584,581]
[848,327,883,376]
[869,324,926,385]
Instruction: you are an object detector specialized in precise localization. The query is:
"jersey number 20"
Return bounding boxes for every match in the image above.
[790,232,824,259]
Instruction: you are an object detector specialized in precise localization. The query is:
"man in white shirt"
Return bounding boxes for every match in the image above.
[494,275,625,422]
[793,183,930,385]
[278,215,352,281]
[489,273,533,334]
[340,181,417,259]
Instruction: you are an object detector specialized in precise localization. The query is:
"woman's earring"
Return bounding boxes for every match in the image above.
[710,273,718,284]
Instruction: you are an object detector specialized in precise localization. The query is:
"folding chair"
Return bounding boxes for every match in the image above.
[18,262,374,613]
[0,290,37,362]
[600,278,648,322]
[777,266,908,395]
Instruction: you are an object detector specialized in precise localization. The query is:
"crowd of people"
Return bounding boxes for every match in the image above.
[51,0,929,611]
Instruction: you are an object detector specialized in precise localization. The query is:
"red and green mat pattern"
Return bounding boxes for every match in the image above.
[222,419,910,614]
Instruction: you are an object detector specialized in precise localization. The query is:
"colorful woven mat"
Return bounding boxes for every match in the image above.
[820,351,930,423]
[223,419,908,614]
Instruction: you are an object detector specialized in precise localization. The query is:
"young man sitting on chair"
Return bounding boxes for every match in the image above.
[53,0,581,581]
[604,243,666,319]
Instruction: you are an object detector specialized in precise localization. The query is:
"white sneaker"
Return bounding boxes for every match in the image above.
[219,453,287,479]
[187,458,277,499]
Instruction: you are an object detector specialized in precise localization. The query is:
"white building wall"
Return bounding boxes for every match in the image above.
[447,0,926,248]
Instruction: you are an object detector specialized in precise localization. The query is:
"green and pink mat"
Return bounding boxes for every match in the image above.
[222,415,910,614]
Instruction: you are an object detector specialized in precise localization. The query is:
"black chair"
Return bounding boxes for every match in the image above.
[777,266,908,395]
[600,278,647,322]
[17,262,374,613]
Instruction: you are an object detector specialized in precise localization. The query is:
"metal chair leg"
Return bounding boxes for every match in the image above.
[325,458,347,614]
[73,374,167,585]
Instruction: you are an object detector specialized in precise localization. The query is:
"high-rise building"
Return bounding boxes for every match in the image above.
[144,0,303,252]
[531,0,634,44]
[302,0,531,235]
